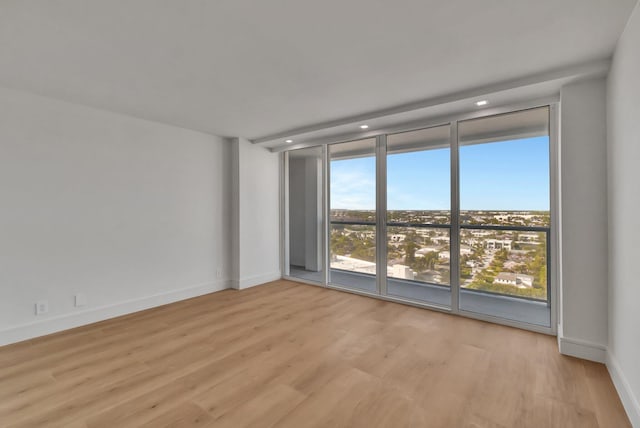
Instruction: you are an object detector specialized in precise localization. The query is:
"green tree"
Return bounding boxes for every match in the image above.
[404,240,417,266]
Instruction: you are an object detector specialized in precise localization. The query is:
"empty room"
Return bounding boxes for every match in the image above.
[1,1,639,427]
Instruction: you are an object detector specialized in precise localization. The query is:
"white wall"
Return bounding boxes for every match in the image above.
[231,138,281,289]
[304,157,322,272]
[607,2,640,425]
[288,155,322,271]
[558,77,609,361]
[0,87,232,345]
[289,158,306,267]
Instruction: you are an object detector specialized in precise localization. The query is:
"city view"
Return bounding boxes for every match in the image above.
[330,209,549,301]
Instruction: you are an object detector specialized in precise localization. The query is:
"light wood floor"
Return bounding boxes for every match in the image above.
[0,280,630,428]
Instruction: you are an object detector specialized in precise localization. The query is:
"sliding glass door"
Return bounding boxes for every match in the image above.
[385,125,451,307]
[283,105,554,331]
[458,107,551,327]
[328,138,377,292]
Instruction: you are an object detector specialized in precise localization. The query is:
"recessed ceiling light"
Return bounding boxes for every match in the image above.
[360,125,369,129]
[476,100,488,106]
[285,139,293,143]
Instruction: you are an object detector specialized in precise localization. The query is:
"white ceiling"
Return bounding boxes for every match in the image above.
[0,0,636,141]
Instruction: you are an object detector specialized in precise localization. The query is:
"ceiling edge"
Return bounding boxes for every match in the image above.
[252,57,610,147]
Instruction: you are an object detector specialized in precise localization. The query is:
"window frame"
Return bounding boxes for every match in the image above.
[280,99,559,335]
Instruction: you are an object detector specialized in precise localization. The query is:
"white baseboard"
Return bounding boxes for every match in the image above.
[231,271,281,290]
[0,280,230,346]
[557,330,639,426]
[558,334,607,363]
[607,350,640,427]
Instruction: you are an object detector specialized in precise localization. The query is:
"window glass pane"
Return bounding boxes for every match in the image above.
[386,125,451,307]
[459,228,548,301]
[459,108,550,227]
[458,107,551,327]
[329,138,376,292]
[387,125,451,224]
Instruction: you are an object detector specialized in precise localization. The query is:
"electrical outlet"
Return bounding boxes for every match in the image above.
[35,300,48,315]
[75,293,87,307]
[216,268,222,279]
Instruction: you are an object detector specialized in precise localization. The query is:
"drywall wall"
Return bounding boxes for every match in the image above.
[289,158,306,267]
[304,157,323,272]
[607,2,640,425]
[558,77,609,361]
[0,86,232,345]
[231,138,281,289]
[288,155,322,271]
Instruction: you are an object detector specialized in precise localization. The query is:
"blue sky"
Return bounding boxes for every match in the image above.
[330,136,550,211]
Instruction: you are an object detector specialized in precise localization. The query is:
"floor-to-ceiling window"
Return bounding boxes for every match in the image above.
[283,104,554,331]
[328,138,377,292]
[458,107,551,327]
[386,125,452,307]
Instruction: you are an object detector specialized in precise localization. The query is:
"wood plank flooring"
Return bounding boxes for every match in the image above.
[0,280,631,427]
